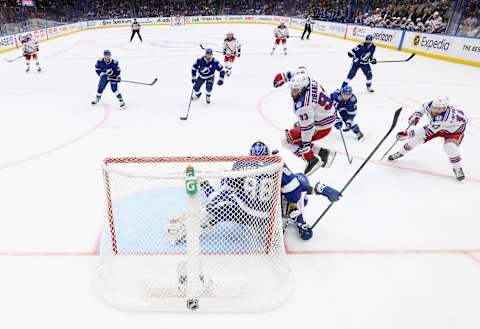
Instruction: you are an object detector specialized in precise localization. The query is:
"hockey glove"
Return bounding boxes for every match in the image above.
[217,79,224,86]
[408,114,420,126]
[371,58,377,65]
[334,118,343,130]
[314,183,342,202]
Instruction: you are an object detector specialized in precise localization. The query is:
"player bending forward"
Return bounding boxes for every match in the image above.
[223,32,241,77]
[342,34,377,93]
[21,35,41,73]
[388,97,467,181]
[331,85,365,141]
[271,22,289,55]
[281,73,337,176]
[191,49,225,104]
[92,50,125,109]
[249,141,341,240]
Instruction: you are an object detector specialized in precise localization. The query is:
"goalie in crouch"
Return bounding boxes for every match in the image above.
[196,142,341,241]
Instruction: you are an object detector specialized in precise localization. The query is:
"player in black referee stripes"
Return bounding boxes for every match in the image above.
[301,15,313,40]
[130,18,142,42]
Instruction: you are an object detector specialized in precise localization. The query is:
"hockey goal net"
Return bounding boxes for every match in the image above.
[94,156,293,312]
[171,15,186,26]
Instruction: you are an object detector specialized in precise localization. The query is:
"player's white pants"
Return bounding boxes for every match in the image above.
[399,137,463,169]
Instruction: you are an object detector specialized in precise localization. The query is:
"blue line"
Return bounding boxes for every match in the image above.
[398,30,406,51]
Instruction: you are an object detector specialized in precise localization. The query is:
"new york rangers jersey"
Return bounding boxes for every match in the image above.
[192,57,225,80]
[22,38,38,54]
[294,77,336,143]
[410,101,468,138]
[274,27,289,39]
[95,58,121,78]
[330,89,358,115]
[348,43,376,64]
[223,38,241,55]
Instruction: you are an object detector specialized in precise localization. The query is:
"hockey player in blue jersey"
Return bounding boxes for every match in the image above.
[342,35,377,93]
[92,50,125,108]
[331,85,365,141]
[191,48,225,104]
[249,141,342,240]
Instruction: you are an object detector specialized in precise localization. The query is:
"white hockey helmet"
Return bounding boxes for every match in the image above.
[432,96,449,109]
[226,31,234,37]
[295,66,308,76]
[290,73,309,92]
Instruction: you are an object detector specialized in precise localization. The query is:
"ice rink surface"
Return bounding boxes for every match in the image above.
[0,23,479,328]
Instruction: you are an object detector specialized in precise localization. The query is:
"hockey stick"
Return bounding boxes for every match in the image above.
[376,53,415,64]
[339,129,353,164]
[109,78,158,86]
[380,124,411,160]
[3,55,24,63]
[311,107,402,230]
[180,89,194,120]
[199,43,223,54]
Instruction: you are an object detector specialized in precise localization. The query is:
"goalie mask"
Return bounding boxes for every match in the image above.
[250,141,270,156]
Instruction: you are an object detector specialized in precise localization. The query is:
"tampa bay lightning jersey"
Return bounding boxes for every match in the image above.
[281,164,311,204]
[192,56,225,80]
[95,58,121,78]
[330,89,358,115]
[348,43,376,64]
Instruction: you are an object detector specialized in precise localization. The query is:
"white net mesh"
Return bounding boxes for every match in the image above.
[94,156,294,312]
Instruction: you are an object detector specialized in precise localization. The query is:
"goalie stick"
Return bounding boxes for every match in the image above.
[376,53,415,64]
[380,124,412,160]
[3,55,24,63]
[310,107,402,230]
[180,89,194,120]
[108,78,158,86]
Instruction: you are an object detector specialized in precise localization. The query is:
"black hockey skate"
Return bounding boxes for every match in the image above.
[453,168,465,181]
[191,92,201,100]
[119,101,126,109]
[206,95,211,104]
[318,147,336,169]
[388,152,403,161]
[304,155,322,176]
[356,131,365,141]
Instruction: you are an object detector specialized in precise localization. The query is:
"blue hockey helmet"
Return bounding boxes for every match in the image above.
[103,49,112,56]
[250,141,270,156]
[341,85,353,97]
[205,48,213,55]
[365,34,373,42]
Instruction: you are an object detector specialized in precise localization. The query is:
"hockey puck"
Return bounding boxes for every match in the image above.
[271,149,279,155]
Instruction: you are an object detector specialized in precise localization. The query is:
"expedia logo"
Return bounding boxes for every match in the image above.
[413,35,450,51]
[413,35,421,46]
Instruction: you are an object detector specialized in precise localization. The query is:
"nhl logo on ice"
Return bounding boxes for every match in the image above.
[186,298,199,311]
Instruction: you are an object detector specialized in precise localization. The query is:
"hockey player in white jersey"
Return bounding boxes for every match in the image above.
[388,96,467,181]
[271,22,289,55]
[21,35,42,73]
[223,32,241,77]
[281,73,337,176]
